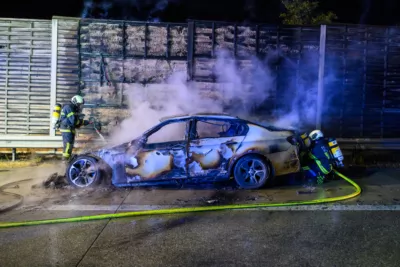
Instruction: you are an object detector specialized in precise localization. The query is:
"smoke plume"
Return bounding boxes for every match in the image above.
[109,48,330,145]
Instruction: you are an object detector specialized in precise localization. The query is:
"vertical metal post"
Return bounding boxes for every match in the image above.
[295,27,302,100]
[12,148,16,162]
[187,21,194,81]
[99,54,104,86]
[340,26,348,138]
[122,21,127,60]
[77,19,82,95]
[166,24,170,58]
[316,24,327,130]
[274,26,281,111]
[121,21,126,106]
[211,22,215,57]
[361,28,368,137]
[49,18,59,136]
[5,24,11,134]
[382,28,388,138]
[255,25,260,55]
[276,25,280,50]
[28,22,33,134]
[144,23,148,58]
[234,24,237,57]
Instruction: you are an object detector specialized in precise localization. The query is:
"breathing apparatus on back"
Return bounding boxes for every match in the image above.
[309,129,345,168]
[51,103,62,130]
[326,138,345,168]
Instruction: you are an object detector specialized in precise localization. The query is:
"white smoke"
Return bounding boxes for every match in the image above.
[109,50,273,144]
[82,0,94,18]
[272,83,318,130]
[108,48,329,145]
[271,48,337,131]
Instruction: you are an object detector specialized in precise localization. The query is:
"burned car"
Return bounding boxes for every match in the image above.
[66,114,301,189]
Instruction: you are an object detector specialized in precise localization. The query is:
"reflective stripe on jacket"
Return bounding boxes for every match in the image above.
[308,139,332,175]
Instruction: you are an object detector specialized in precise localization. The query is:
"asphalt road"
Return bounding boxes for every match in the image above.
[0,164,400,267]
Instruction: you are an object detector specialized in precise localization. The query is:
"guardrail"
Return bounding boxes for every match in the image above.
[0,136,107,148]
[0,136,105,161]
[336,138,400,150]
[0,136,64,148]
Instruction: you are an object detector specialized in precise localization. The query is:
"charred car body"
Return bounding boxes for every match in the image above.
[66,114,301,189]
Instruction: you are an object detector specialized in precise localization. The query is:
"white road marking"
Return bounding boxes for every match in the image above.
[253,205,400,211]
[17,204,400,211]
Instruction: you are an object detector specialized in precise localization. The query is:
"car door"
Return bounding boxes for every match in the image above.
[124,120,190,183]
[187,119,247,179]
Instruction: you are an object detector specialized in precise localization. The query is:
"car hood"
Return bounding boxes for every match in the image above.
[94,137,146,159]
[244,120,297,133]
[95,142,126,155]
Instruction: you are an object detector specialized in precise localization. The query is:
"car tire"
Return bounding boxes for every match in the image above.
[233,154,271,189]
[66,155,102,188]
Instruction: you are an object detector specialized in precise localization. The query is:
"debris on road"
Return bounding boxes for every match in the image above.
[297,190,316,195]
[245,196,258,201]
[42,173,69,189]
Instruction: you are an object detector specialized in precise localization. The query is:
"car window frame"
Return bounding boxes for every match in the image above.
[143,119,191,145]
[191,118,249,140]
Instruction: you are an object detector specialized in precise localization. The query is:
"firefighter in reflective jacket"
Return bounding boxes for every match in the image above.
[301,129,333,185]
[59,95,90,162]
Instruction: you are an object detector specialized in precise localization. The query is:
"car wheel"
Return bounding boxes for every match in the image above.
[233,155,270,189]
[66,155,101,188]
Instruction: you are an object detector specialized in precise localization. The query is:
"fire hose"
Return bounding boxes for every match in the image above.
[0,179,33,214]
[0,169,361,229]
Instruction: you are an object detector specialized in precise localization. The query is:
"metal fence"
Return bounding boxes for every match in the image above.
[0,18,52,135]
[323,25,400,138]
[1,16,400,150]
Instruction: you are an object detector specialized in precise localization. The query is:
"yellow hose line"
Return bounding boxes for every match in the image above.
[0,170,361,229]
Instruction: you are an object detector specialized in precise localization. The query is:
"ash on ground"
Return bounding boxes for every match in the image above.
[38,172,117,191]
[41,173,69,189]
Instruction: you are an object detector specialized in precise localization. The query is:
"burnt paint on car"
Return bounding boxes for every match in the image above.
[187,136,245,177]
[228,124,300,176]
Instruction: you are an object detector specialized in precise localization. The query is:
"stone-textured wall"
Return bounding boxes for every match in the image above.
[77,20,322,138]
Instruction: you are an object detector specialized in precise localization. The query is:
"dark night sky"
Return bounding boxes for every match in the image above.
[0,0,399,26]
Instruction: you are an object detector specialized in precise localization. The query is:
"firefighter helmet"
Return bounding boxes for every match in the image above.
[71,95,85,106]
[309,129,324,141]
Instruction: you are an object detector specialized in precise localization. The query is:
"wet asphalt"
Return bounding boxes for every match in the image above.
[0,164,400,267]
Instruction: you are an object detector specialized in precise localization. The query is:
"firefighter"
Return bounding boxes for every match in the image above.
[301,129,333,186]
[59,95,90,162]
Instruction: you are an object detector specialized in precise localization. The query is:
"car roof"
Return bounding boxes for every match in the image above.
[159,113,240,122]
